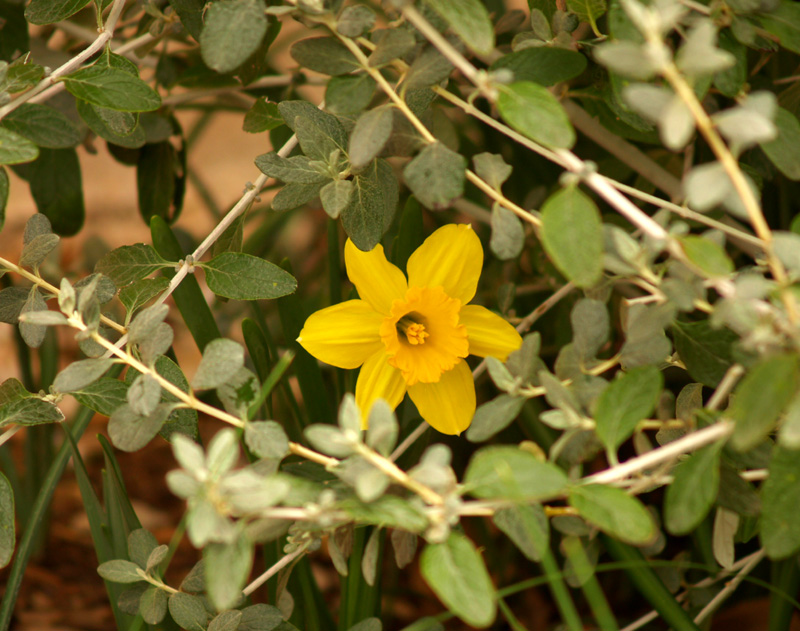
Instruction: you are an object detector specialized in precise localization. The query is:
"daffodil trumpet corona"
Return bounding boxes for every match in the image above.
[297,224,523,435]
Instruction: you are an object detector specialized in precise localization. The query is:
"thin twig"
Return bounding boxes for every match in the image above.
[0,0,129,120]
[585,422,733,485]
[390,421,430,462]
[693,549,766,624]
[0,427,21,449]
[242,540,311,596]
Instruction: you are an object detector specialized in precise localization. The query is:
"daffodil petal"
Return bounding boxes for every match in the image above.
[461,304,523,360]
[406,224,482,304]
[345,239,408,315]
[356,351,408,429]
[298,300,384,369]
[408,361,475,435]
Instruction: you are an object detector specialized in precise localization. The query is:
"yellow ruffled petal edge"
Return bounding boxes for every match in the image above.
[345,239,408,315]
[406,224,483,304]
[298,300,384,369]
[408,360,475,435]
[356,351,408,429]
[460,304,523,361]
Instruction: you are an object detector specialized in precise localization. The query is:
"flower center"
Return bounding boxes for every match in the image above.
[379,286,469,386]
[396,313,429,345]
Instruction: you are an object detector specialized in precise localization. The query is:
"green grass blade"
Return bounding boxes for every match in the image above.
[601,535,701,631]
[0,404,94,631]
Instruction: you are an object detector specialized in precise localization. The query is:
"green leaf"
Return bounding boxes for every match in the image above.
[403,142,466,210]
[337,4,376,37]
[369,29,416,68]
[730,354,800,451]
[128,528,158,568]
[761,446,800,558]
[24,148,84,235]
[19,233,59,269]
[664,441,724,535]
[18,286,47,348]
[337,495,428,532]
[572,298,609,361]
[97,559,144,584]
[404,44,454,91]
[244,420,289,459]
[493,505,549,562]
[201,252,297,301]
[3,61,44,93]
[119,277,170,317]
[320,179,353,220]
[204,537,254,611]
[108,403,173,452]
[342,158,398,251]
[761,108,800,181]
[569,485,656,545]
[62,66,161,112]
[243,98,283,133]
[540,186,603,288]
[0,127,38,165]
[139,585,168,624]
[239,604,283,631]
[0,378,32,405]
[420,533,496,628]
[289,37,360,76]
[349,105,394,170]
[1,103,81,148]
[466,394,526,442]
[464,446,568,500]
[53,358,115,393]
[672,320,736,388]
[76,99,146,149]
[0,397,64,428]
[168,0,204,40]
[759,0,800,55]
[271,181,325,211]
[25,0,90,24]
[254,152,328,184]
[490,48,587,87]
[424,0,495,55]
[325,74,376,115]
[679,235,734,277]
[72,377,128,416]
[95,243,170,288]
[168,592,210,631]
[490,205,524,260]
[0,472,13,568]
[567,0,606,33]
[192,338,245,390]
[497,81,575,149]
[200,0,268,74]
[595,365,663,453]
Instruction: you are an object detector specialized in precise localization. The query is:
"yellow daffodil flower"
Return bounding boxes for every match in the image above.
[297,224,523,435]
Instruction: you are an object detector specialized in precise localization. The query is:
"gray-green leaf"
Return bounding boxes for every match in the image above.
[403,142,466,210]
[497,82,575,149]
[420,533,496,627]
[540,186,603,288]
[424,0,495,55]
[201,252,297,300]
[594,365,663,452]
[62,66,161,113]
[200,0,268,74]
[192,338,245,390]
[568,484,656,545]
